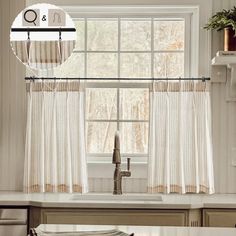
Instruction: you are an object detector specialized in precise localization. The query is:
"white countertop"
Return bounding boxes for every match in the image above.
[37,224,236,236]
[0,192,236,209]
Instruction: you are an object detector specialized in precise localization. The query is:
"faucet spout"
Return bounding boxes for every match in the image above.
[113,163,122,195]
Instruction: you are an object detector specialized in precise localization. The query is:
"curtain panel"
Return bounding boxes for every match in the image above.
[148,81,214,194]
[24,81,88,193]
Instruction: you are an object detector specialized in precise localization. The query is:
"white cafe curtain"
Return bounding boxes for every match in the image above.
[148,81,214,194]
[24,81,88,193]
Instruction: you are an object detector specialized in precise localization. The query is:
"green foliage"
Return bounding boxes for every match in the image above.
[204,6,236,34]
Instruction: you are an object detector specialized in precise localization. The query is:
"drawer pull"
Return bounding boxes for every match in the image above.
[0,219,26,225]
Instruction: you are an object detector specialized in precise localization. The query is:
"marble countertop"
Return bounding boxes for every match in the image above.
[37,224,236,236]
[1,192,236,209]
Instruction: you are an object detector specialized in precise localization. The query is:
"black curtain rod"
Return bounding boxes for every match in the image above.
[25,77,210,81]
[11,28,76,32]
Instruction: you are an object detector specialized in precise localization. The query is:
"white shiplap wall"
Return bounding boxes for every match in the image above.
[88,178,147,193]
[211,0,236,193]
[212,83,236,193]
[0,0,26,191]
[1,0,236,193]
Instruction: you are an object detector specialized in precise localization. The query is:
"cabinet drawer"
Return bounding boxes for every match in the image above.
[0,225,27,236]
[41,209,188,226]
[203,209,236,227]
[0,209,27,224]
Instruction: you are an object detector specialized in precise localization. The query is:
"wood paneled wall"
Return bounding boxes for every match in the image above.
[0,0,26,190]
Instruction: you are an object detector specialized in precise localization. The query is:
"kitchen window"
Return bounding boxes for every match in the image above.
[53,7,195,163]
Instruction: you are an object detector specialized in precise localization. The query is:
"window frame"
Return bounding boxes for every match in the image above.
[68,9,194,163]
[64,4,199,75]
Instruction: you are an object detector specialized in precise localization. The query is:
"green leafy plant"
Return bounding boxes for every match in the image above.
[204,6,236,34]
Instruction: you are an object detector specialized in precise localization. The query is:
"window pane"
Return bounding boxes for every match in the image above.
[154,20,184,50]
[154,53,184,78]
[120,53,151,78]
[86,88,117,120]
[119,89,149,120]
[87,53,118,78]
[54,53,84,77]
[121,20,151,51]
[120,122,148,154]
[86,122,117,153]
[87,19,118,51]
[74,20,85,50]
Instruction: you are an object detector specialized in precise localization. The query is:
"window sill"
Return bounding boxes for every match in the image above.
[87,161,147,179]
[87,161,147,164]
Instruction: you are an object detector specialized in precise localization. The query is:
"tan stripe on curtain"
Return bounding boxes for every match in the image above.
[148,184,210,193]
[26,81,85,92]
[25,184,83,193]
[11,41,29,63]
[61,41,75,62]
[11,40,75,69]
[29,41,60,66]
[152,80,209,92]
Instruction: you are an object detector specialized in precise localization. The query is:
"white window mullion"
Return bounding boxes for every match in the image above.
[117,17,121,131]
[86,119,149,123]
[184,14,191,77]
[85,17,88,78]
[151,17,154,79]
[84,18,88,145]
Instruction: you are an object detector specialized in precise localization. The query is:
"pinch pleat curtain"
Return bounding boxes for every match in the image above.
[148,81,214,194]
[24,81,88,193]
[11,40,75,70]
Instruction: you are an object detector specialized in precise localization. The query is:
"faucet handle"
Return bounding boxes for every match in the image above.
[127,158,130,171]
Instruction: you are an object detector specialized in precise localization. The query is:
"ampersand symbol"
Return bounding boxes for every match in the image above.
[42,15,46,21]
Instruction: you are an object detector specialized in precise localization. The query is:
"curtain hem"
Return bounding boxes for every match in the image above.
[147,184,214,194]
[24,184,88,193]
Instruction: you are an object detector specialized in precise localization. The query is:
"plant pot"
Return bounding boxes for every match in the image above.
[224,27,236,51]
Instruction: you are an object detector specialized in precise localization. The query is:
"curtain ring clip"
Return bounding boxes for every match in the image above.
[59,28,62,41]
[27,28,30,40]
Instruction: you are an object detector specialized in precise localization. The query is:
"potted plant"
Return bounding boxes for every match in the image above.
[204,7,236,51]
